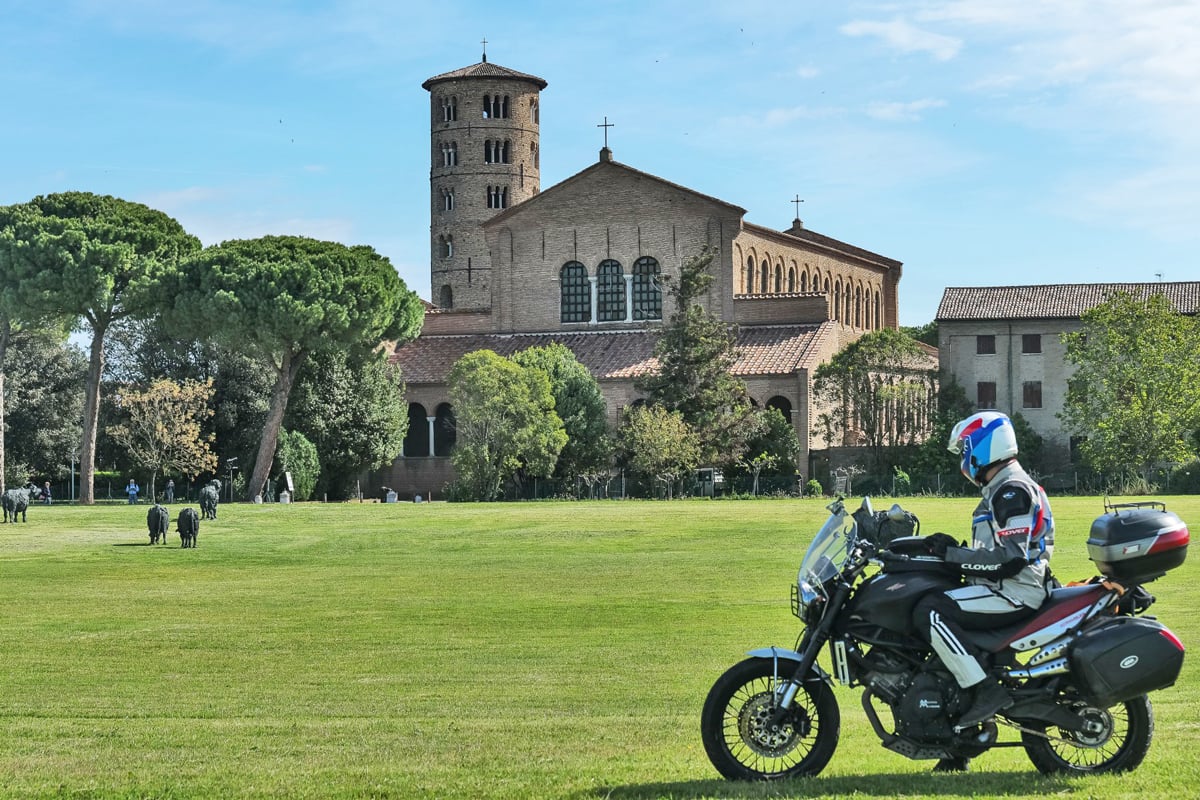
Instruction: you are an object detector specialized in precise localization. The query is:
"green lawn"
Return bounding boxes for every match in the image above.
[1,496,1198,799]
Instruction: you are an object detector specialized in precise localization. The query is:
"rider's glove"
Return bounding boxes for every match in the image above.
[924,532,959,559]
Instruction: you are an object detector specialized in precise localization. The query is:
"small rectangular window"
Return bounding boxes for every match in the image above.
[1022,334,1042,354]
[977,382,997,409]
[976,335,996,355]
[1023,381,1043,409]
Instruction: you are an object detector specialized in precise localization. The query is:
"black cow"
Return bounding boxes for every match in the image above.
[147,503,170,544]
[2,483,42,523]
[199,479,220,520]
[178,507,200,548]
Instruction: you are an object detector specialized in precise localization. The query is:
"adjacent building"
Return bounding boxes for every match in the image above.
[936,282,1200,473]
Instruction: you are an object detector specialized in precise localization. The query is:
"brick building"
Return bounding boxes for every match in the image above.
[936,282,1200,473]
[379,56,908,498]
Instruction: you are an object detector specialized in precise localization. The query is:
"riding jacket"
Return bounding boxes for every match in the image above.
[943,460,1055,610]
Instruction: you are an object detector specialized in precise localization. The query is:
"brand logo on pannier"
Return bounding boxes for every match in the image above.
[1120,655,1140,669]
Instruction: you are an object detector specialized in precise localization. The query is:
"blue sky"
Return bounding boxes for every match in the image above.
[5,0,1199,326]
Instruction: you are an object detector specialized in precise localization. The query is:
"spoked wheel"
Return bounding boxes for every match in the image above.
[1021,695,1154,774]
[701,657,840,780]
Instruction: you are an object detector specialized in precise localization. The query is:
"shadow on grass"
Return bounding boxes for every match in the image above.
[112,542,164,547]
[588,771,1073,799]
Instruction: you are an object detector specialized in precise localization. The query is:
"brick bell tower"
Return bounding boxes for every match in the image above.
[422,51,547,310]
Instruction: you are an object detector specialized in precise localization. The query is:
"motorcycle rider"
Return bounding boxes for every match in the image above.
[912,411,1055,755]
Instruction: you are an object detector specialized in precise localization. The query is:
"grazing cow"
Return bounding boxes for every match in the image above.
[178,507,200,548]
[2,483,42,523]
[147,503,170,544]
[199,479,221,520]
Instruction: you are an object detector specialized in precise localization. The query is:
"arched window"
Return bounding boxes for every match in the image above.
[597,259,626,322]
[774,262,783,293]
[441,141,458,167]
[434,403,457,456]
[874,291,882,330]
[787,266,796,293]
[766,396,793,423]
[486,186,508,209]
[482,95,509,119]
[440,96,457,122]
[560,261,590,323]
[438,284,453,309]
[855,286,863,328]
[441,188,454,211]
[834,282,842,322]
[437,235,453,259]
[632,257,662,321]
[760,260,769,293]
[403,403,429,457]
[845,291,853,326]
[746,256,755,293]
[531,141,539,168]
[800,271,808,292]
[530,98,539,124]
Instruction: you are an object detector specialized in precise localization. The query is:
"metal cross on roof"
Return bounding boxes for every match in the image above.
[597,116,614,148]
[792,194,804,219]
[481,36,488,61]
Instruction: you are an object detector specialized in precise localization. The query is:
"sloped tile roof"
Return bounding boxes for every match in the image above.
[422,60,547,90]
[389,324,835,386]
[936,282,1200,321]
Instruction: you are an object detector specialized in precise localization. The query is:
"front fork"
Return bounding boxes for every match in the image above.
[769,581,852,722]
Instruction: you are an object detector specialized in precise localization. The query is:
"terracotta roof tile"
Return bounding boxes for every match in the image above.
[422,61,547,90]
[389,324,836,385]
[936,282,1200,321]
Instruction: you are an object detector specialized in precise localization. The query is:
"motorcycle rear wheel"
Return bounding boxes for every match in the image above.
[1021,694,1153,774]
[701,656,840,780]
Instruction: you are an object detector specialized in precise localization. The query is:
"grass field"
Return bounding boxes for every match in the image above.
[1,495,1198,799]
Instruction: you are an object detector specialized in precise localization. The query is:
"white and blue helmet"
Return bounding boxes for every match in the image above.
[948,411,1019,485]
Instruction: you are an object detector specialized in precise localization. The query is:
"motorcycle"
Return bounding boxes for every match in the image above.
[701,496,1189,779]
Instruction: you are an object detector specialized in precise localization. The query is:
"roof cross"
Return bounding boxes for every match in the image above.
[792,194,804,219]
[481,36,488,61]
[597,116,614,148]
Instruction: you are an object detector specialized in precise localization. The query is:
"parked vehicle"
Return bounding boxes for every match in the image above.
[701,497,1189,779]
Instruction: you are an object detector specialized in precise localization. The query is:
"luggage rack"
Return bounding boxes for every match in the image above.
[1103,496,1167,515]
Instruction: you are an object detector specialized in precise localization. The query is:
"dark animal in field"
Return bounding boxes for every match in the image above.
[147,503,170,544]
[178,507,200,548]
[2,483,42,523]
[199,479,220,520]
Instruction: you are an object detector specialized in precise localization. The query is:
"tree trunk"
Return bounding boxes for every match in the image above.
[0,368,6,495]
[247,350,305,502]
[78,326,106,505]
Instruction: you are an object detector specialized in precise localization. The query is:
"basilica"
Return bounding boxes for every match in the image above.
[379,55,909,498]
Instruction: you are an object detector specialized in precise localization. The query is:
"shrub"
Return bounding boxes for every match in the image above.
[805,479,824,497]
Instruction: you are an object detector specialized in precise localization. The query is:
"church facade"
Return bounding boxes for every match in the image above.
[379,56,908,498]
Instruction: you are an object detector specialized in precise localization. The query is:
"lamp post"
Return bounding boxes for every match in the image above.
[226,457,238,502]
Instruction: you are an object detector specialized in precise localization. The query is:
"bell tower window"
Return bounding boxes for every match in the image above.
[440,141,458,167]
[441,188,455,211]
[440,96,457,122]
[486,186,509,209]
[483,94,510,119]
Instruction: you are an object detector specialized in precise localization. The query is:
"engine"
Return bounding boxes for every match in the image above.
[867,669,963,743]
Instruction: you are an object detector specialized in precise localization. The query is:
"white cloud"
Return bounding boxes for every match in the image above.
[840,17,962,61]
[865,98,946,121]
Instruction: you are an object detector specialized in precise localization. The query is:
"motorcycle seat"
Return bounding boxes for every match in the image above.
[963,584,1109,653]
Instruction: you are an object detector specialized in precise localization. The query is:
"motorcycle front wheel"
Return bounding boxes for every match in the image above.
[700,656,840,780]
[1021,694,1153,774]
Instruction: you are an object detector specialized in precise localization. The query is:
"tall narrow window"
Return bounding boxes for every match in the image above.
[787,267,796,293]
[441,188,455,211]
[440,141,458,167]
[800,272,808,292]
[773,264,782,293]
[761,260,769,293]
[977,381,997,409]
[438,284,453,309]
[1023,381,1043,409]
[632,257,662,321]
[441,96,457,122]
[560,261,590,323]
[531,98,539,124]
[438,235,453,258]
[746,257,755,293]
[501,95,510,118]
[482,94,491,119]
[597,260,626,322]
